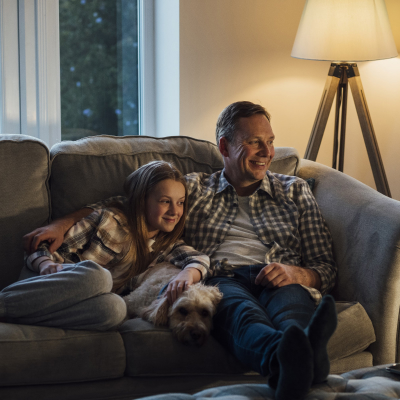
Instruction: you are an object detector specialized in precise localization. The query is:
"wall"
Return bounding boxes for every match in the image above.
[179,0,400,200]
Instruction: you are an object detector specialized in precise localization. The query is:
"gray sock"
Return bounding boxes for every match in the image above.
[275,325,314,400]
[305,294,337,384]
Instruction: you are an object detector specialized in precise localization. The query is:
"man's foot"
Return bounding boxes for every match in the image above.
[275,325,313,400]
[305,295,337,384]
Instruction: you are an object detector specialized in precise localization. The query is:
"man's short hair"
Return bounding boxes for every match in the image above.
[215,101,271,145]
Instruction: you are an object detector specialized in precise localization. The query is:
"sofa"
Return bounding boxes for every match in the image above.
[0,133,399,400]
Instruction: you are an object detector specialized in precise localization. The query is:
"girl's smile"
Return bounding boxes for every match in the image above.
[145,179,186,239]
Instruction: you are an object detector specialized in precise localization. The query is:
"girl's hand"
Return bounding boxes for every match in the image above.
[166,267,201,304]
[38,260,64,275]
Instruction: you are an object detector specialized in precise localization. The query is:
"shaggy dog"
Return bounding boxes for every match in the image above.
[122,262,223,346]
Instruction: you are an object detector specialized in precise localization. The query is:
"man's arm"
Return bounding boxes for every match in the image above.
[294,181,336,294]
[255,179,335,293]
[23,208,93,254]
[255,263,321,290]
[24,195,127,255]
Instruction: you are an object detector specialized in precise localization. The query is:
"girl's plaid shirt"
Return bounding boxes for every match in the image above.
[25,208,210,283]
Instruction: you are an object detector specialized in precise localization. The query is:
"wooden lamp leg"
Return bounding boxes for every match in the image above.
[304,64,341,161]
[347,64,391,197]
[332,67,348,172]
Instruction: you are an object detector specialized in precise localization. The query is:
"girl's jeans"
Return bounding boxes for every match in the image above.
[207,264,315,376]
[0,261,127,331]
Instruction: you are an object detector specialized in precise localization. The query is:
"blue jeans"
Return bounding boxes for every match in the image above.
[0,261,127,331]
[207,265,315,376]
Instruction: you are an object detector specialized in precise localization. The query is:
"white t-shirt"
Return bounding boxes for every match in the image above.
[212,195,267,265]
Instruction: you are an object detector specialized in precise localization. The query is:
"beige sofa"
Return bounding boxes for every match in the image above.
[1,133,397,400]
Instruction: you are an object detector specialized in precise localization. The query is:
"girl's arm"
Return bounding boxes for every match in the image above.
[164,240,210,279]
[166,267,202,304]
[30,256,64,275]
[163,240,210,304]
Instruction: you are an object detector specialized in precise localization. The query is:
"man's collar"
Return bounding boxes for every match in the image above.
[216,170,231,194]
[259,171,273,197]
[217,169,274,198]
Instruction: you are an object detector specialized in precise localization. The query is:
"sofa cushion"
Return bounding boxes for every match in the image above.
[328,301,376,361]
[119,318,249,377]
[49,135,300,219]
[0,135,50,290]
[0,323,126,386]
[119,301,375,377]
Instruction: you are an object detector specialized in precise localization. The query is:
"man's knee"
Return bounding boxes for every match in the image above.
[269,284,312,302]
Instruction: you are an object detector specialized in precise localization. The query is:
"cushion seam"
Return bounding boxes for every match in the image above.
[0,331,120,343]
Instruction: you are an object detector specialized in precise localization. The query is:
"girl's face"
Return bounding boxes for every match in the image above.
[145,179,186,239]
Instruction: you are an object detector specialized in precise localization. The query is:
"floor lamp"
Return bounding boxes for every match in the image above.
[291,0,398,197]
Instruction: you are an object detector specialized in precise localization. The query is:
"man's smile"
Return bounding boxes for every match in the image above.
[249,160,267,167]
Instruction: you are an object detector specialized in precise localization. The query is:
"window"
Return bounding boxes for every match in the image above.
[0,0,143,147]
[59,0,139,141]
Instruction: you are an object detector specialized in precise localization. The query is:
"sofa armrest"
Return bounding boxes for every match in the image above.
[297,159,400,365]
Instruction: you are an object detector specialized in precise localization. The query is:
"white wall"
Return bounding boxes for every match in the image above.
[179,0,400,200]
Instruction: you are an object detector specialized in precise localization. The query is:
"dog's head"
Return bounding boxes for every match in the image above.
[141,283,222,347]
[168,283,222,347]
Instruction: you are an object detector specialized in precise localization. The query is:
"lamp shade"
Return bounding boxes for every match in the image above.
[291,0,398,62]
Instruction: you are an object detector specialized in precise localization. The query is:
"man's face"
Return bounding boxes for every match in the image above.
[220,114,275,195]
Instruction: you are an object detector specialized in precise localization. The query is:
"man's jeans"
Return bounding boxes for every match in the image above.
[207,264,315,376]
[0,261,127,331]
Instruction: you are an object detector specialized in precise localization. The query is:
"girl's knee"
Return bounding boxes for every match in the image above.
[97,294,127,331]
[73,261,113,293]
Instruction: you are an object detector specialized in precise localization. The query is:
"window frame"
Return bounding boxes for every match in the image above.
[0,0,151,146]
[0,0,61,147]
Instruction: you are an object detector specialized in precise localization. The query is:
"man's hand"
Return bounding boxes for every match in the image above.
[23,223,66,255]
[38,260,64,275]
[166,268,201,304]
[255,263,321,290]
[23,208,93,254]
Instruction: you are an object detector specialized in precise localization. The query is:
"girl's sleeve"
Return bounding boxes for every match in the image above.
[164,240,210,280]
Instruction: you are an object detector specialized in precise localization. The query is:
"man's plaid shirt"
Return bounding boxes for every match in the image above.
[183,169,336,303]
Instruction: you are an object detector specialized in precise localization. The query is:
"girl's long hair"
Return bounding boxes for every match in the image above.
[106,161,187,292]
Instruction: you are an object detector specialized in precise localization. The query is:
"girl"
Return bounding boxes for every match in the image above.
[0,161,209,331]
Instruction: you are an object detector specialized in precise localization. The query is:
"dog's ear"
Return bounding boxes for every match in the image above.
[208,286,223,306]
[141,296,169,326]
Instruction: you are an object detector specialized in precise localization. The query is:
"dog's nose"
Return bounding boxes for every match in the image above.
[190,329,204,344]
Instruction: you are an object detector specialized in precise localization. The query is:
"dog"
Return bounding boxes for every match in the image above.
[122,261,223,347]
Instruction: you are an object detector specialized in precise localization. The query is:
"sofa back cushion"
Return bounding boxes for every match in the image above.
[0,135,50,289]
[50,135,299,219]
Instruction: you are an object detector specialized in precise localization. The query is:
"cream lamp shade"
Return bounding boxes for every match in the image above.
[291,0,398,62]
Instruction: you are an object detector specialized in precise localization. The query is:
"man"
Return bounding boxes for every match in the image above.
[24,101,337,400]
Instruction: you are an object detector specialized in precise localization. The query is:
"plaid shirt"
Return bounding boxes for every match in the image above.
[184,170,336,302]
[59,169,336,302]
[26,208,210,286]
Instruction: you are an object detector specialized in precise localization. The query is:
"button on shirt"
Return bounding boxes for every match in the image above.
[184,169,336,303]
